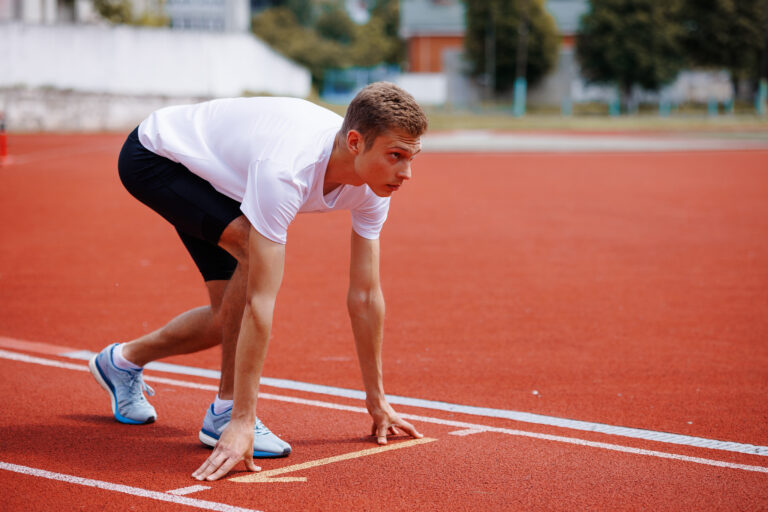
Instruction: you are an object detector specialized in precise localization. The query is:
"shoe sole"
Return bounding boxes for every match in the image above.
[198,429,291,458]
[88,354,156,425]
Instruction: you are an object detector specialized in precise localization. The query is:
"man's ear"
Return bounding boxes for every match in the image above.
[346,130,364,155]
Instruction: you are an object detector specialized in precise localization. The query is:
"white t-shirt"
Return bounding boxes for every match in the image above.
[137,97,390,244]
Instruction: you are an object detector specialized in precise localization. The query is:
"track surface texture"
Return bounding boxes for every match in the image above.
[1,132,767,511]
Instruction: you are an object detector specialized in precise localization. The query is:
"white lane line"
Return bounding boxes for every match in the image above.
[2,349,768,475]
[397,413,768,474]
[167,485,212,496]
[449,429,485,437]
[0,461,258,512]
[421,133,768,153]
[254,394,768,474]
[60,349,768,457]
[1,349,91,373]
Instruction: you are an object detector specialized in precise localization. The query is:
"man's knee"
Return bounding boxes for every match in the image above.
[206,268,247,327]
[218,216,250,264]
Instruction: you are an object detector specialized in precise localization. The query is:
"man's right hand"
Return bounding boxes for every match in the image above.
[192,419,260,481]
[367,397,423,445]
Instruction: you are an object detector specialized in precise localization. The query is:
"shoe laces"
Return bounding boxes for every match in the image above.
[253,416,271,436]
[127,370,155,400]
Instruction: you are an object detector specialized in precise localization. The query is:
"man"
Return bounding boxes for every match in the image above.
[89,82,427,481]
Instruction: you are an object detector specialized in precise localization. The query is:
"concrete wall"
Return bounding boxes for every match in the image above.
[0,88,211,131]
[1,23,311,98]
[528,46,574,106]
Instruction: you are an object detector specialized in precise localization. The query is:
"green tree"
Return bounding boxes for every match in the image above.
[93,0,133,23]
[369,0,405,65]
[279,0,315,26]
[93,0,168,26]
[576,0,685,108]
[680,0,766,83]
[349,16,399,67]
[253,7,350,85]
[464,0,560,94]
[315,3,357,44]
[253,3,404,86]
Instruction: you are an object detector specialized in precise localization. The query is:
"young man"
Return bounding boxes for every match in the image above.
[89,82,427,480]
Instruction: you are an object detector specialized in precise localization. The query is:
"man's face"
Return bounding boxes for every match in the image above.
[352,129,422,197]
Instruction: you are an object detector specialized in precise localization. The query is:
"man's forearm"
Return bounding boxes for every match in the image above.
[230,301,273,424]
[228,228,285,424]
[348,288,386,400]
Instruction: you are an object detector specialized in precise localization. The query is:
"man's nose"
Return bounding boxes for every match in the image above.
[397,164,412,180]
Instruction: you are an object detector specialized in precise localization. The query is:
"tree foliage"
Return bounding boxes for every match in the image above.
[253,7,343,83]
[284,0,314,26]
[252,0,403,85]
[93,0,133,23]
[369,0,405,65]
[576,0,686,99]
[93,0,168,26]
[315,3,357,44]
[464,0,560,94]
[679,0,766,81]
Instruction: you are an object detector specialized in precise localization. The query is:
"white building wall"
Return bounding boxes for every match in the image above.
[74,0,99,23]
[0,23,311,98]
[394,73,447,106]
[17,0,53,23]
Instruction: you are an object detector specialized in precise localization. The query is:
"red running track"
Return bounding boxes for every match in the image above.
[0,133,767,510]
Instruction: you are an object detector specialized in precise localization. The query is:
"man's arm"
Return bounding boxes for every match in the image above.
[193,227,285,481]
[347,231,422,444]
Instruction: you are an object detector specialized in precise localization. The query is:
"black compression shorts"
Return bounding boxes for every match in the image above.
[117,127,241,281]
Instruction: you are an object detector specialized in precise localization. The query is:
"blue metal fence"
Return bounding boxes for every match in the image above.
[321,65,401,104]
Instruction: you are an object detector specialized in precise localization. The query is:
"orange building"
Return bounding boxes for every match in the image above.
[400,0,587,73]
[407,35,464,73]
[399,0,466,73]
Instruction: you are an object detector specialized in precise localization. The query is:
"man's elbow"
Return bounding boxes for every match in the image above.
[347,288,385,318]
[244,294,276,333]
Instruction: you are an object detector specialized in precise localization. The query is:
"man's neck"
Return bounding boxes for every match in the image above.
[324,132,362,195]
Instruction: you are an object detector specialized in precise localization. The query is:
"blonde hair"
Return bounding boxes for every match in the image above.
[341,82,428,150]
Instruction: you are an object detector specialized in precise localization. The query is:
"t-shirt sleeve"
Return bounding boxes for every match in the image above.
[350,193,390,240]
[240,161,303,244]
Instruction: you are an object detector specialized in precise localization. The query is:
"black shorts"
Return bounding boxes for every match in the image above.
[118,127,241,281]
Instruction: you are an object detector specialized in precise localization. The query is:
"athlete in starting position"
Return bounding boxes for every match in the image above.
[88,82,427,481]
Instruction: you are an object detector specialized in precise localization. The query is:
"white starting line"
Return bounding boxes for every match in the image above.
[59,348,768,458]
[167,484,213,496]
[1,347,767,478]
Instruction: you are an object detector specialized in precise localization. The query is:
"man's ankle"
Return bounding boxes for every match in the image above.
[113,343,143,370]
[213,395,233,414]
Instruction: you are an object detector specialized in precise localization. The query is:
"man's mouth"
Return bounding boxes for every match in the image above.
[387,183,401,192]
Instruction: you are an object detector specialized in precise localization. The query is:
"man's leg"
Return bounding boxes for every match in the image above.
[195,218,291,457]
[112,126,250,375]
[119,215,250,397]
[118,305,222,365]
[205,216,250,400]
[94,130,290,454]
[94,126,249,424]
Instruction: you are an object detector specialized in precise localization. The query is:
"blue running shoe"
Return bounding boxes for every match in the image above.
[88,344,157,424]
[199,403,291,458]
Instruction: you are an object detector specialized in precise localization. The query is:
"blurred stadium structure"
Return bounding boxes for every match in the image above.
[0,0,309,131]
[396,0,746,111]
[0,0,765,131]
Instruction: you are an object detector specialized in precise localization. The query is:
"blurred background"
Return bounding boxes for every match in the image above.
[0,0,766,131]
